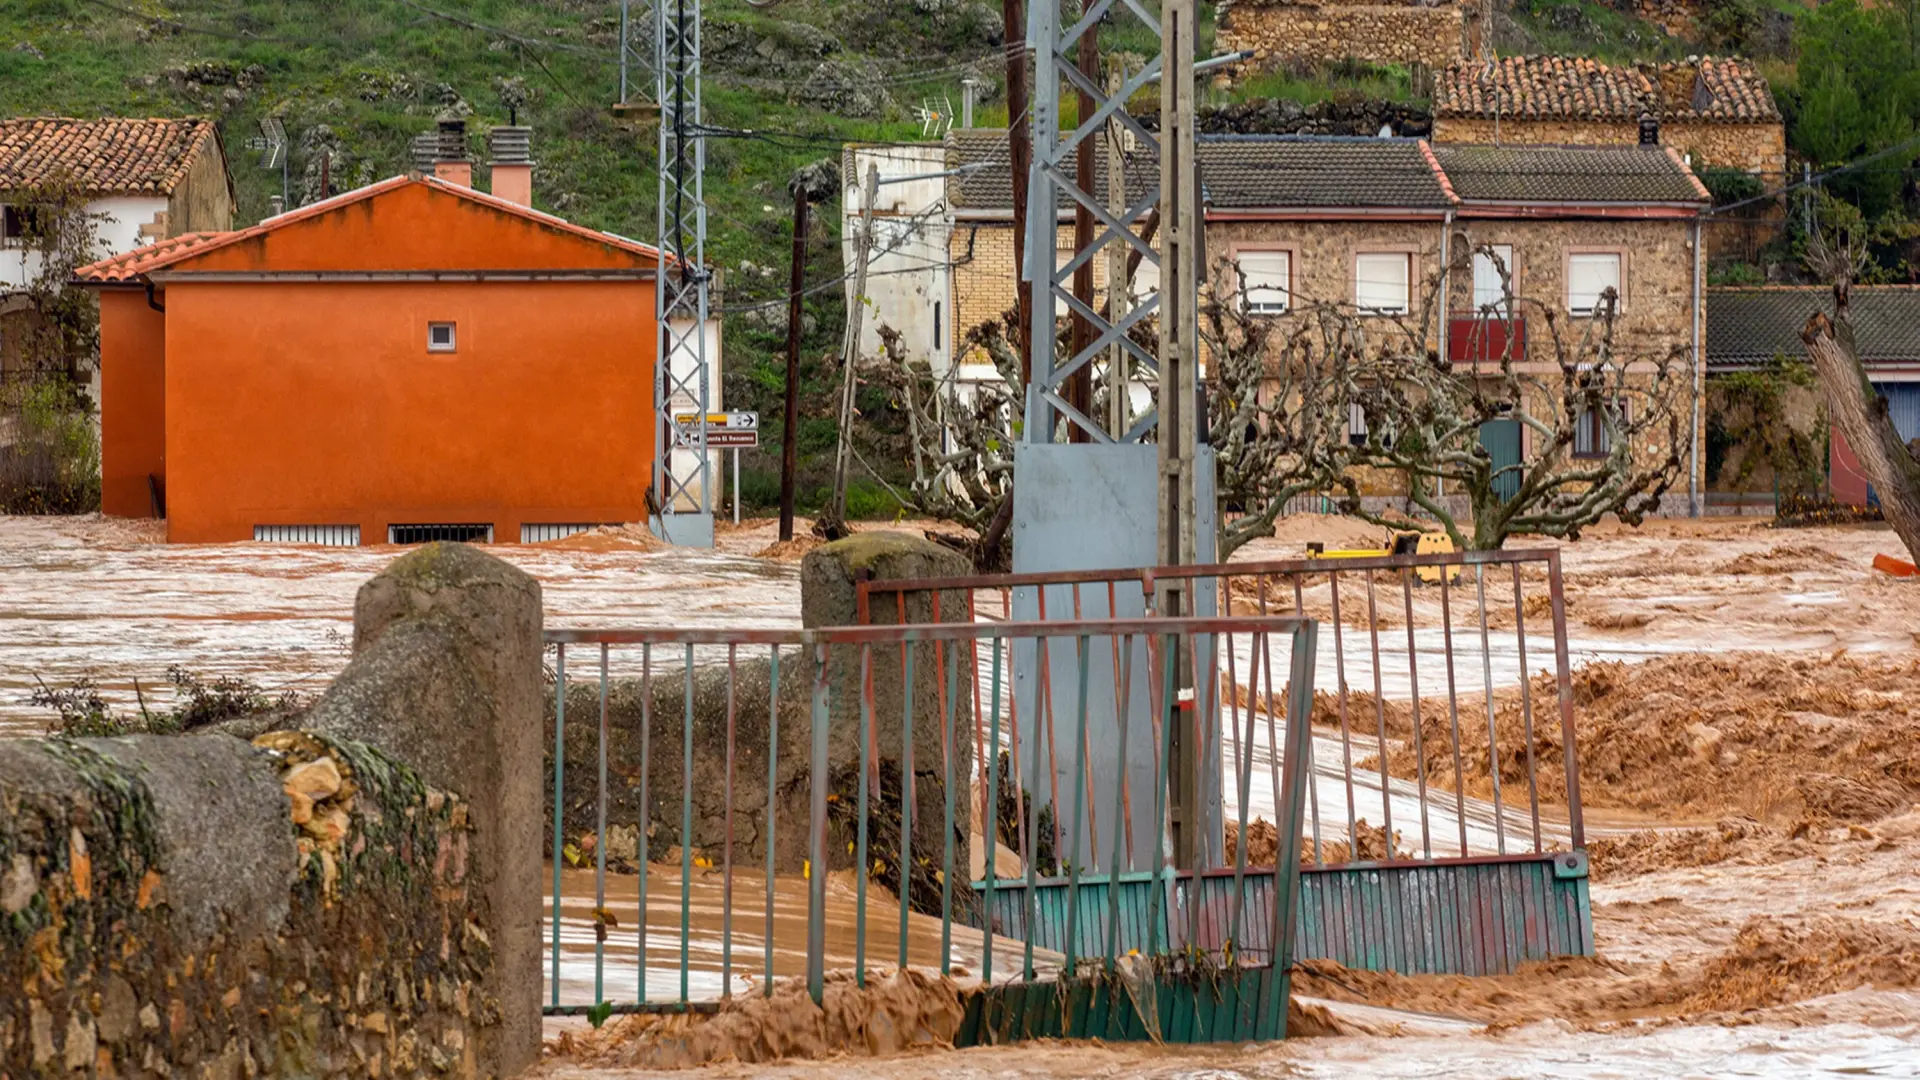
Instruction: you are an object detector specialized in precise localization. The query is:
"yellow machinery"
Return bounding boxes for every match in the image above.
[1306,530,1461,584]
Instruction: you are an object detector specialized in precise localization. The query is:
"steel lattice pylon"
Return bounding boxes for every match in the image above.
[653,0,715,545]
[1021,0,1170,446]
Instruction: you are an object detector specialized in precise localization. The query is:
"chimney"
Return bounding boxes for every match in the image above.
[410,132,439,175]
[433,118,472,187]
[1638,102,1660,146]
[488,125,534,207]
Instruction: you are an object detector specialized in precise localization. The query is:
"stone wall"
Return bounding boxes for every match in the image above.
[1217,0,1467,71]
[1430,117,1788,176]
[0,732,495,1079]
[0,542,543,1079]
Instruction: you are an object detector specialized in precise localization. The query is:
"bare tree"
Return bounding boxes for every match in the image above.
[858,320,1022,568]
[1799,202,1920,558]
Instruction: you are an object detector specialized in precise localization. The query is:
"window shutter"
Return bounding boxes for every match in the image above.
[1236,251,1290,314]
[1567,254,1621,314]
[1472,245,1513,310]
[1355,253,1411,314]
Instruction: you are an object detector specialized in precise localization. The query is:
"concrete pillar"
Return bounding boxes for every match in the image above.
[304,542,544,1077]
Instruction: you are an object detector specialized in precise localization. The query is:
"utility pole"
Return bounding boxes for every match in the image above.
[826,162,881,535]
[1005,0,1033,385]
[1158,0,1203,867]
[778,181,812,542]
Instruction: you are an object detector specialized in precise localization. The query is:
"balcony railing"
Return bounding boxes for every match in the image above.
[1448,313,1527,365]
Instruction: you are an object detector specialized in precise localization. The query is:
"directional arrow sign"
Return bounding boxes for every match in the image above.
[673,411,758,431]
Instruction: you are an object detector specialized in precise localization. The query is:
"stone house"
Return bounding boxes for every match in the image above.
[1215,0,1476,72]
[1431,56,1786,177]
[936,131,1710,512]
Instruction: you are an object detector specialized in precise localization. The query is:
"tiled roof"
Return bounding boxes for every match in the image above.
[0,118,221,196]
[72,232,227,282]
[945,131,1452,212]
[1707,287,1920,369]
[1199,136,1453,209]
[1432,144,1708,204]
[945,128,1157,212]
[73,175,664,283]
[1434,56,1781,124]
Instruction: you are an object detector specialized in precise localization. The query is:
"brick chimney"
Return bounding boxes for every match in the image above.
[488,125,533,207]
[433,118,472,188]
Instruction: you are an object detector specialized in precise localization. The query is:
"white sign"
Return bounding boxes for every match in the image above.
[673,411,758,431]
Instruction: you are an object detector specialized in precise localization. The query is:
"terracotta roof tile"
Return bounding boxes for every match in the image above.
[72,232,226,283]
[72,175,665,283]
[1435,56,1780,125]
[0,118,219,195]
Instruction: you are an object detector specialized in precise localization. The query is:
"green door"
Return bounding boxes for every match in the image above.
[1479,419,1522,502]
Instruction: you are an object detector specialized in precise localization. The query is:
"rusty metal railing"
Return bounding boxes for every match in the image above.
[540,615,1319,1018]
[856,548,1584,864]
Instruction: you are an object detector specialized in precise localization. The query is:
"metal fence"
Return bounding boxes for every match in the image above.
[542,614,1320,1028]
[857,549,1595,977]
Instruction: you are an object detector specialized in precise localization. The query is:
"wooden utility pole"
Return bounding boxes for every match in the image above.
[1005,0,1034,385]
[1159,0,1203,868]
[1804,298,1920,561]
[1066,2,1100,439]
[778,184,812,541]
[825,162,881,535]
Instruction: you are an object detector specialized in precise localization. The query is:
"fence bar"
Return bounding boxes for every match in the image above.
[856,644,873,987]
[1022,625,1046,982]
[939,642,959,975]
[680,644,694,1004]
[899,643,916,973]
[1329,572,1357,843]
[1144,633,1176,959]
[1511,564,1543,851]
[638,645,652,1003]
[1548,551,1585,848]
[806,642,830,1004]
[1060,634,1092,1003]
[594,644,610,1003]
[1439,572,1469,857]
[982,634,1003,983]
[765,646,780,996]
[1401,571,1432,859]
[1104,632,1133,967]
[1366,571,1393,852]
[549,644,565,1009]
[1474,568,1505,856]
[722,644,737,995]
[1270,621,1320,1036]
[1226,630,1258,957]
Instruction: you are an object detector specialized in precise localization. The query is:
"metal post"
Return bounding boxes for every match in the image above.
[654,0,714,547]
[732,446,740,525]
[1158,0,1201,867]
[779,186,810,541]
[960,77,978,129]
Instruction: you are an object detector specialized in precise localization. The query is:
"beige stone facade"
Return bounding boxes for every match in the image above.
[1431,116,1786,177]
[949,220,1150,367]
[1218,0,1468,71]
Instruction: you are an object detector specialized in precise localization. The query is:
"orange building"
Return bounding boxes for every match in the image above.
[77,164,667,545]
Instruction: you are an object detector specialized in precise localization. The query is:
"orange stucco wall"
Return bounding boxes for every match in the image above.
[160,278,656,543]
[98,289,168,518]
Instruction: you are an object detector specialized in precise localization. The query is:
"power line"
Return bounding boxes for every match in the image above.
[1708,133,1920,216]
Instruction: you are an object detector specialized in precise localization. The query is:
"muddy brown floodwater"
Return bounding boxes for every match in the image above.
[6,513,1919,1076]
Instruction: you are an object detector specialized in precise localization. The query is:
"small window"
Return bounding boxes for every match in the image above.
[1355,252,1412,314]
[427,322,457,352]
[1567,253,1622,316]
[1573,406,1615,458]
[932,301,942,353]
[1472,245,1514,311]
[1128,257,1160,303]
[253,524,361,547]
[0,204,46,248]
[1235,251,1290,314]
[1348,401,1369,446]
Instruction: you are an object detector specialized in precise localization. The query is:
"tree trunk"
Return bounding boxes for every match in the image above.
[1803,306,1920,561]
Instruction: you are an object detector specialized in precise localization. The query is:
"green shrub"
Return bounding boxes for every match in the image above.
[0,376,100,514]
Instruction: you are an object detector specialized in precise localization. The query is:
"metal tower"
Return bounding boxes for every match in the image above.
[1016,0,1211,867]
[652,0,716,546]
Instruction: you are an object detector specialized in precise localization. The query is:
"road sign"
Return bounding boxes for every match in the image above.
[673,411,758,431]
[685,429,758,448]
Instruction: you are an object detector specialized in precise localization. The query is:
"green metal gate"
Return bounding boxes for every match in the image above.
[1479,418,1523,502]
